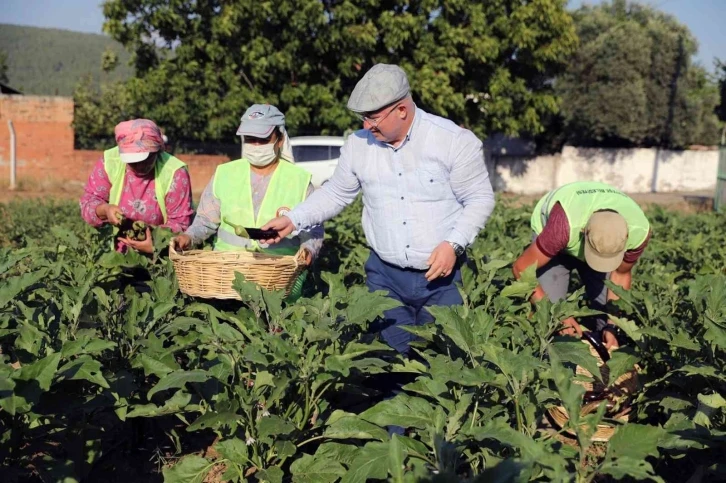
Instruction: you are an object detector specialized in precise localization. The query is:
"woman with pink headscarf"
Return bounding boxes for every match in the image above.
[80,119,194,253]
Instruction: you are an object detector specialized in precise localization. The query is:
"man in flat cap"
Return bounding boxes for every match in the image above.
[262,63,495,355]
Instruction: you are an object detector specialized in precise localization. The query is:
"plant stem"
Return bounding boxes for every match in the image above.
[514,397,523,433]
[297,435,325,448]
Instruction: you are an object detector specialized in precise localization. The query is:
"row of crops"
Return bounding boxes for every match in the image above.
[0,198,725,482]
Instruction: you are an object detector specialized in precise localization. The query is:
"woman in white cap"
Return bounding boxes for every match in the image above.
[80,119,193,253]
[173,104,323,298]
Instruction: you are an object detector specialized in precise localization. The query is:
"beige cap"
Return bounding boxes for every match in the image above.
[584,211,628,273]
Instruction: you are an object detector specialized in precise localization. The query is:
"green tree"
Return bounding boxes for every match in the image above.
[0,49,8,84]
[556,0,721,148]
[95,0,577,144]
[73,76,133,149]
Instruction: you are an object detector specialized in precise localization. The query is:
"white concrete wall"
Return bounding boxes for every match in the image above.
[494,146,719,195]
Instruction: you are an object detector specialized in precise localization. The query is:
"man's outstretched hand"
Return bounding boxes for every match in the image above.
[260,216,295,244]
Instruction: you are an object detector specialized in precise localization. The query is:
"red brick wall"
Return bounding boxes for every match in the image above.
[0,94,230,193]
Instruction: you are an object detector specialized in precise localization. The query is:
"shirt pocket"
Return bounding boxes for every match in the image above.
[416,164,451,198]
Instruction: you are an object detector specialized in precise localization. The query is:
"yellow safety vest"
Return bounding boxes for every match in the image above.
[103,147,187,223]
[212,158,311,255]
[531,181,650,260]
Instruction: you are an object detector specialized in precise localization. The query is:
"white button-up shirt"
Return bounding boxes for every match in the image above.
[288,108,496,269]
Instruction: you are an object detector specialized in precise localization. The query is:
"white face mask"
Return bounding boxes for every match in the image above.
[244,143,278,167]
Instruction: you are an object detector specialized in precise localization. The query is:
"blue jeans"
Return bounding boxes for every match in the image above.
[365,251,464,356]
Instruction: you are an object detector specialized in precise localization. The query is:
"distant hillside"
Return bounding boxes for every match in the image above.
[0,23,133,96]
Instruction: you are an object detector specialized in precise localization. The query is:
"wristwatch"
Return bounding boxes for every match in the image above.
[447,241,465,257]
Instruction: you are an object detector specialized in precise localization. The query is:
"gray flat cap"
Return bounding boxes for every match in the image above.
[347,64,410,113]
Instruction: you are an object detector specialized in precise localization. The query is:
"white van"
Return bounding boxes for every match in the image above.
[289,136,346,187]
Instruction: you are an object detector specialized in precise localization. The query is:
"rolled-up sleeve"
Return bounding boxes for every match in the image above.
[184,176,222,246]
[297,183,325,262]
[79,158,111,228]
[163,168,194,232]
[444,130,496,247]
[287,140,361,230]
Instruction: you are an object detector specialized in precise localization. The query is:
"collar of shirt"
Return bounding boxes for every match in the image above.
[383,105,420,152]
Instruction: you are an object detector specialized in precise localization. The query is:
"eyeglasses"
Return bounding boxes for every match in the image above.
[354,102,402,127]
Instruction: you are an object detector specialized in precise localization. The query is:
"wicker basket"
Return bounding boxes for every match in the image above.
[169,243,307,300]
[547,339,639,442]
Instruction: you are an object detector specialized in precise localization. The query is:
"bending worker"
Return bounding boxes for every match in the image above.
[80,119,193,252]
[512,181,651,349]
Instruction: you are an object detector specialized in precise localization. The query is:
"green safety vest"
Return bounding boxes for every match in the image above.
[530,181,650,260]
[212,158,311,254]
[103,147,187,223]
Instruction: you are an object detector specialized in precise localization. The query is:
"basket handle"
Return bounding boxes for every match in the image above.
[295,247,310,267]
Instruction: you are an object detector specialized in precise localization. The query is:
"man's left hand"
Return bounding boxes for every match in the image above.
[425,242,457,282]
[120,227,153,254]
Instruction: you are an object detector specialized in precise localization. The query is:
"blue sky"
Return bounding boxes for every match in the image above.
[1,0,723,71]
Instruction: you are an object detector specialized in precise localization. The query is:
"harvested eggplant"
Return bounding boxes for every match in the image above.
[223,218,278,240]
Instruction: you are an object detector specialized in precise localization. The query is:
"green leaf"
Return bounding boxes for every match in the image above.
[60,337,116,359]
[147,370,211,399]
[290,453,347,483]
[501,263,537,298]
[677,365,726,382]
[0,375,26,415]
[548,347,585,430]
[339,442,390,483]
[607,424,665,461]
[275,440,297,459]
[344,288,402,326]
[388,434,406,483]
[403,377,449,402]
[133,353,180,378]
[669,331,701,351]
[17,352,61,391]
[257,415,295,441]
[187,411,243,432]
[610,316,643,342]
[216,438,248,465]
[323,416,389,441]
[127,390,193,418]
[56,356,110,388]
[429,305,476,357]
[360,394,436,429]
[0,269,48,308]
[550,338,602,383]
[257,466,283,483]
[313,443,360,466]
[467,419,546,461]
[472,459,525,483]
[162,455,212,483]
[693,392,726,428]
[605,348,639,386]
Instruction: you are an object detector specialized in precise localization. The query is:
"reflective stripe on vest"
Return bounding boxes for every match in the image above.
[530,181,650,260]
[212,158,311,254]
[103,147,187,223]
